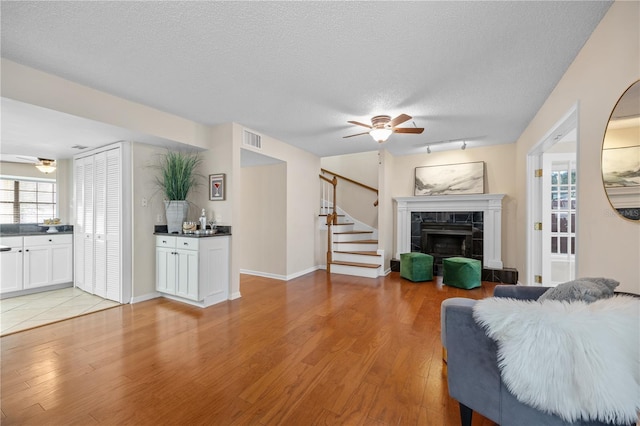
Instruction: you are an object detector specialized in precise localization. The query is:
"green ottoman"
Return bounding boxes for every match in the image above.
[443,257,481,289]
[400,252,434,282]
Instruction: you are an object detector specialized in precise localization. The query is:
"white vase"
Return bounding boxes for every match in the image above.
[164,200,189,233]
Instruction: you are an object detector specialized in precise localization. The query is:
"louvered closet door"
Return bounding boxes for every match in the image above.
[105,148,121,302]
[74,157,86,291]
[83,155,95,293]
[93,152,107,298]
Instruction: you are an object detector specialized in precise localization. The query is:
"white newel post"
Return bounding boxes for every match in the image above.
[394,194,505,269]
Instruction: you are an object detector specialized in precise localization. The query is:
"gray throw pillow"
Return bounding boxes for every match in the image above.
[537,277,620,303]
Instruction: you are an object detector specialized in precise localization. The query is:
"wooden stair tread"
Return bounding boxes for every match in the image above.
[334,239,378,244]
[334,250,380,256]
[331,260,380,269]
[333,230,373,235]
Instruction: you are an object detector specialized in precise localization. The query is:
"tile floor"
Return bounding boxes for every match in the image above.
[0,287,120,336]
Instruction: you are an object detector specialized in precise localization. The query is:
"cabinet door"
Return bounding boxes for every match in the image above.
[176,249,199,301]
[197,237,230,306]
[156,247,176,295]
[0,248,23,293]
[51,244,73,285]
[23,246,50,289]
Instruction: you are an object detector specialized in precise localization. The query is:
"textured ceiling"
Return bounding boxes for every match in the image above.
[1,1,612,159]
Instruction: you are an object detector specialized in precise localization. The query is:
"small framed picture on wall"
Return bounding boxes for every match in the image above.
[209,173,226,201]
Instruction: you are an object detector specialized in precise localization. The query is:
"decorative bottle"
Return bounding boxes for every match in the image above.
[199,208,207,230]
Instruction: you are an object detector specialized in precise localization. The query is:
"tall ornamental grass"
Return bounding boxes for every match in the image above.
[155,151,202,200]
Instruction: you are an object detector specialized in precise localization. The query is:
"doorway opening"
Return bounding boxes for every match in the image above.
[527,104,578,286]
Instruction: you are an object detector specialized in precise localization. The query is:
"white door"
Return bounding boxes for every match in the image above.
[74,157,85,290]
[542,153,577,286]
[105,148,121,302]
[527,105,578,286]
[94,151,107,298]
[83,155,95,293]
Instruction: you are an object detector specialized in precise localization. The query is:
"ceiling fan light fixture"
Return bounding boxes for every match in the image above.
[35,159,56,174]
[369,128,393,143]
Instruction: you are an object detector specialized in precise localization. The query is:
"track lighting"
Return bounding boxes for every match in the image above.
[461,141,467,150]
[426,146,431,154]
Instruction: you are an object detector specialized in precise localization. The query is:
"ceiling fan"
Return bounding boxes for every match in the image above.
[344,114,424,143]
[15,156,57,173]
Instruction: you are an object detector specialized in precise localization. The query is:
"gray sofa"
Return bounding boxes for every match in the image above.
[441,285,636,426]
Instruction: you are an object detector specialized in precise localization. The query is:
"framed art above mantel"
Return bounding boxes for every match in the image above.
[414,161,485,196]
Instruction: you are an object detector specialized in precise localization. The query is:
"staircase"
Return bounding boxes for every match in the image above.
[320,208,384,279]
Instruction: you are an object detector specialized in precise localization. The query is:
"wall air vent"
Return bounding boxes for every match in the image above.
[243,130,262,150]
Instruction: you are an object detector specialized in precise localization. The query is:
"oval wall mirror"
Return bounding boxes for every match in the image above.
[602,80,640,221]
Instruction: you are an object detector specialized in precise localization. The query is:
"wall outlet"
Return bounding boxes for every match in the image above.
[141,197,148,207]
[156,214,163,223]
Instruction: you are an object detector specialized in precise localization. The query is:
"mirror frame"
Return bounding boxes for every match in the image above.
[601,79,640,222]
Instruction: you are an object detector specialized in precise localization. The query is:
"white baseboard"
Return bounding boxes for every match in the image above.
[130,292,161,304]
[240,265,322,281]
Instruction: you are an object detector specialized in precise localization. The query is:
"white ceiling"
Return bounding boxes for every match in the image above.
[0,1,612,161]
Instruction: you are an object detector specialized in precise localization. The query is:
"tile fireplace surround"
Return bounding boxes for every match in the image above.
[395,194,505,269]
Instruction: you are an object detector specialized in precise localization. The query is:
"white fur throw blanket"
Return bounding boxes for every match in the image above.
[472,295,640,424]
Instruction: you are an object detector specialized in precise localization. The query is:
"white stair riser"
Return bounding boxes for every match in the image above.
[331,223,354,230]
[332,233,373,242]
[333,252,382,265]
[333,242,378,252]
[331,264,380,278]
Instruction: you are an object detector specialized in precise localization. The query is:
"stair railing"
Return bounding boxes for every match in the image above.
[320,168,379,207]
[319,174,338,225]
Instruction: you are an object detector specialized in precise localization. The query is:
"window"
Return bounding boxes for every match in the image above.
[0,177,57,224]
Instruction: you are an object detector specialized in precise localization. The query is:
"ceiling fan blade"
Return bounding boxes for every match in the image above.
[343,132,370,138]
[389,114,411,127]
[17,155,39,163]
[347,120,372,129]
[393,127,424,134]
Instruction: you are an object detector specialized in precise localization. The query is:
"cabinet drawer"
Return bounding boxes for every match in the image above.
[0,236,23,248]
[156,236,176,248]
[24,234,72,247]
[176,237,198,251]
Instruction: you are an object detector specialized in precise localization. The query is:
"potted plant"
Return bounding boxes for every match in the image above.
[155,150,203,233]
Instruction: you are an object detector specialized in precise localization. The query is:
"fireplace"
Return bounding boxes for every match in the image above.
[420,220,481,275]
[394,195,517,283]
[395,194,504,269]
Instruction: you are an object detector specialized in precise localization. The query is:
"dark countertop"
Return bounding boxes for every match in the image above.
[0,231,74,237]
[0,224,74,237]
[153,224,231,238]
[154,232,231,238]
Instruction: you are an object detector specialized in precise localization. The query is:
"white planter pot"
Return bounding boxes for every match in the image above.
[164,200,189,233]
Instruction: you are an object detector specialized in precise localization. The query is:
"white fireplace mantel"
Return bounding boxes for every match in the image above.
[394,194,505,269]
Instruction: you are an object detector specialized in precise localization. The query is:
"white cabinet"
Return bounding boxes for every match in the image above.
[0,235,73,294]
[0,237,24,293]
[74,143,129,303]
[155,235,229,307]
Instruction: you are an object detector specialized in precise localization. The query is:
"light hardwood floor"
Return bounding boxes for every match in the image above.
[1,271,497,425]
